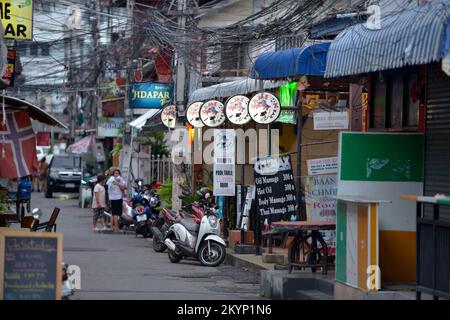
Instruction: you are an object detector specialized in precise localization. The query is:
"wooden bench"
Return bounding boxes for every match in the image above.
[32,207,60,232]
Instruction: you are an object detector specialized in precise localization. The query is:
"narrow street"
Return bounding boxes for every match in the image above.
[31,191,262,300]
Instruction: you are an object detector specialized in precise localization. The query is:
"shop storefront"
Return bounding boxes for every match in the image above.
[324,2,450,299]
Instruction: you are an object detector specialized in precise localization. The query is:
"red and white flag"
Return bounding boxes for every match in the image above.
[0,111,38,179]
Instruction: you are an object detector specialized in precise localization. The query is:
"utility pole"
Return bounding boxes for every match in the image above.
[122,0,135,185]
[91,0,101,132]
[69,29,74,144]
[171,0,188,212]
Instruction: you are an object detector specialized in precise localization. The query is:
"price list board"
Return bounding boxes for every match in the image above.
[0,230,62,300]
[254,155,298,224]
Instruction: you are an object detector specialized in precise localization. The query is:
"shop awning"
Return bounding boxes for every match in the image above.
[249,43,331,79]
[66,135,95,154]
[3,96,68,129]
[324,2,450,78]
[188,78,284,103]
[128,109,161,130]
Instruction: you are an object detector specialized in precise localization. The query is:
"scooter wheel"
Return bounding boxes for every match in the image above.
[198,241,226,267]
[153,239,167,252]
[168,249,182,263]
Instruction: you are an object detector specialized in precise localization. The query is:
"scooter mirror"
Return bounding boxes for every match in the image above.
[32,208,42,219]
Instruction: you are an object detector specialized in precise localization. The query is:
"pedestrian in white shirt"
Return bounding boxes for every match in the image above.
[92,175,107,231]
[106,169,127,232]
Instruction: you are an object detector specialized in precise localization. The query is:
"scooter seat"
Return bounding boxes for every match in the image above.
[180,218,200,233]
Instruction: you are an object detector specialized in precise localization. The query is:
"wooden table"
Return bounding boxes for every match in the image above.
[271,221,336,274]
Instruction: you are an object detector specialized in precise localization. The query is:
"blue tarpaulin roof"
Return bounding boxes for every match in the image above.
[250,43,331,79]
[325,1,450,78]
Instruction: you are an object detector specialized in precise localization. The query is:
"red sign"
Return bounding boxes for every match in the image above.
[2,49,16,86]
[36,132,51,146]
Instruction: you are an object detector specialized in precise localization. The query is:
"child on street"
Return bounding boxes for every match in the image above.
[92,175,107,232]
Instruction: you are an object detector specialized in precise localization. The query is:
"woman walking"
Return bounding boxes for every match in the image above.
[106,169,127,232]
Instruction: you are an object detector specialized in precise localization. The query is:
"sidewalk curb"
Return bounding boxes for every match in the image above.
[225,251,271,273]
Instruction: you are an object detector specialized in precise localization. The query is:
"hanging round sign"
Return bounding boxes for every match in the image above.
[248,92,281,124]
[200,100,226,127]
[161,105,177,129]
[225,95,251,125]
[186,102,205,128]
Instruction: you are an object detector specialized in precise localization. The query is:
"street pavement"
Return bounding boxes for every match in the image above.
[31,191,264,300]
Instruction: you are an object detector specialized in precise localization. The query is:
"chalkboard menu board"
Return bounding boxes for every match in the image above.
[254,155,298,224]
[0,230,62,300]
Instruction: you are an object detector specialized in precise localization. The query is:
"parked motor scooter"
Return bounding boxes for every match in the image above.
[152,201,205,252]
[131,182,161,238]
[163,188,227,267]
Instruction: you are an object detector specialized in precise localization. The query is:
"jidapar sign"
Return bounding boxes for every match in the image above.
[1,0,33,40]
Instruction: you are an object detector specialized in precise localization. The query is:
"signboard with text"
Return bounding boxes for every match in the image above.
[213,129,235,196]
[1,0,33,40]
[307,157,338,176]
[304,174,337,253]
[313,111,348,130]
[0,230,63,300]
[129,82,173,109]
[254,155,297,224]
[97,117,124,138]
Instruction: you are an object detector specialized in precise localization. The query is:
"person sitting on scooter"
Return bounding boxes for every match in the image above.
[106,169,127,233]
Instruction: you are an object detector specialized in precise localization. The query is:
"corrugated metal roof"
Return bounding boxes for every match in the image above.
[324,2,450,78]
[188,78,284,104]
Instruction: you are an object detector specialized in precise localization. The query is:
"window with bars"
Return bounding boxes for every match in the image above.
[275,34,304,51]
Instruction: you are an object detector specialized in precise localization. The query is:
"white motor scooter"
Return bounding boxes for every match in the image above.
[164,194,226,267]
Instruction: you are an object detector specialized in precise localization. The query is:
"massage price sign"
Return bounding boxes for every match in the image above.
[0,229,63,300]
[1,1,33,40]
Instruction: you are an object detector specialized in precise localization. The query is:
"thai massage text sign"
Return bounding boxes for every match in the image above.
[307,157,338,175]
[254,155,297,223]
[129,82,173,109]
[0,230,63,300]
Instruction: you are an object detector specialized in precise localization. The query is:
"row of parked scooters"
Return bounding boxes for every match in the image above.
[113,180,227,267]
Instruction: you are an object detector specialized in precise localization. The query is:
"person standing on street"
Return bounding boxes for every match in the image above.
[38,157,48,192]
[92,175,107,232]
[106,169,127,233]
